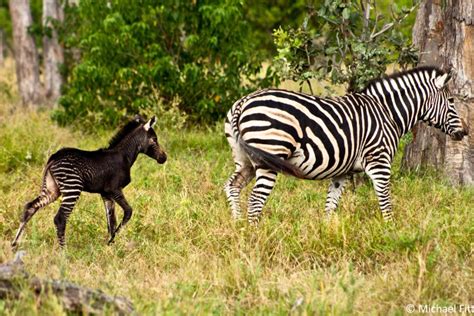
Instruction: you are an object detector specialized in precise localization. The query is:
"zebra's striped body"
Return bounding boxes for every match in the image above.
[224,67,468,222]
[11,115,167,248]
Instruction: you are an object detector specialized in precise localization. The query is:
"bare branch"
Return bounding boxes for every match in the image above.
[370,3,418,40]
[370,22,394,39]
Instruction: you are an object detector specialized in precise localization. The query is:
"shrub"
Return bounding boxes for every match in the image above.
[273,0,419,93]
[54,0,278,129]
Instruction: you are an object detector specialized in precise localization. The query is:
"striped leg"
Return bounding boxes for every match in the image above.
[365,162,393,222]
[54,191,81,247]
[109,190,132,242]
[325,175,348,219]
[247,168,277,224]
[224,163,255,219]
[102,195,117,244]
[11,170,60,248]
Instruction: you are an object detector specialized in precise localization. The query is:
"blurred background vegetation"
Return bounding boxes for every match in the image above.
[0,0,418,129]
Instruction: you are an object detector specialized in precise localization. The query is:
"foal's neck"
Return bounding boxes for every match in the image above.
[113,133,143,167]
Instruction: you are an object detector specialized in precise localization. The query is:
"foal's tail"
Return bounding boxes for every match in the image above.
[28,161,61,211]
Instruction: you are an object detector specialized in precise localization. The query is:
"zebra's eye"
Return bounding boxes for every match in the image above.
[448,97,455,103]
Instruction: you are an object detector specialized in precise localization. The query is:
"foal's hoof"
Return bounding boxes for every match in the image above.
[11,241,18,249]
[107,237,116,245]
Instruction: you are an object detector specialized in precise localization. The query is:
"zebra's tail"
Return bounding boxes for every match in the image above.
[238,139,305,179]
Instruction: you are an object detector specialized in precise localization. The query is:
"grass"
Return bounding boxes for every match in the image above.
[0,60,473,315]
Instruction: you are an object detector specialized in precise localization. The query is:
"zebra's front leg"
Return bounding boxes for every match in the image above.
[365,162,393,222]
[325,175,348,220]
[110,190,132,242]
[224,164,255,219]
[247,168,277,224]
[54,192,81,248]
[102,195,117,244]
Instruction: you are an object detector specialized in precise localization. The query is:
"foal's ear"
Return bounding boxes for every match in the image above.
[134,114,146,124]
[143,116,157,131]
[434,73,451,89]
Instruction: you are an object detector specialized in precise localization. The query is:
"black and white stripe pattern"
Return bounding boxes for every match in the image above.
[224,67,468,223]
[12,115,167,248]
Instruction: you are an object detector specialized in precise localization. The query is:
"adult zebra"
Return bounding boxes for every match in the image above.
[224,67,468,223]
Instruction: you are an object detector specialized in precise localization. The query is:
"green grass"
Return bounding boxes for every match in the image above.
[1,63,473,315]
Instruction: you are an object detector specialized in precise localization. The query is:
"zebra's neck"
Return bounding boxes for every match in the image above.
[362,71,435,137]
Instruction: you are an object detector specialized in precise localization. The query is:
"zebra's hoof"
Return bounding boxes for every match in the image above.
[247,218,260,226]
[231,213,242,220]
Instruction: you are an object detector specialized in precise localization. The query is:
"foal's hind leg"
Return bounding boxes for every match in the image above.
[12,170,60,247]
[54,191,81,248]
[101,195,117,244]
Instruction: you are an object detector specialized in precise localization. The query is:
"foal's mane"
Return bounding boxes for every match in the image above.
[361,66,445,93]
[107,117,145,149]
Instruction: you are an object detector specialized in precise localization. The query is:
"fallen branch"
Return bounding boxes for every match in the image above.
[0,252,134,315]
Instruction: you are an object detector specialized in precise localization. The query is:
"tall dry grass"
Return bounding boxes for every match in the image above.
[0,60,473,315]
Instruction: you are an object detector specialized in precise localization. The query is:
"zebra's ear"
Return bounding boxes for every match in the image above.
[143,116,157,131]
[434,73,451,89]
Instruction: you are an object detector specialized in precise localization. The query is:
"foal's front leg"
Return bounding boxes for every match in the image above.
[108,190,133,243]
[101,195,117,244]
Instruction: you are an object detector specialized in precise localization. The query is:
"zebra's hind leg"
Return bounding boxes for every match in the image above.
[224,163,255,220]
[325,175,348,220]
[11,169,60,248]
[365,162,393,222]
[101,195,117,244]
[247,168,277,224]
[54,191,81,248]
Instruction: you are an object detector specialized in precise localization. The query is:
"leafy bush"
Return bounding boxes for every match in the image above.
[55,0,278,128]
[273,0,419,93]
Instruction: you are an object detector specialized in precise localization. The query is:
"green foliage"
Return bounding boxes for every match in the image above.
[245,0,310,55]
[273,0,419,92]
[54,0,278,128]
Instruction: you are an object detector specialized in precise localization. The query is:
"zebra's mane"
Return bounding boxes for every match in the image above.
[361,66,446,93]
[107,116,145,149]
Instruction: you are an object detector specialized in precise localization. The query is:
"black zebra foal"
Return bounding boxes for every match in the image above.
[11,115,167,248]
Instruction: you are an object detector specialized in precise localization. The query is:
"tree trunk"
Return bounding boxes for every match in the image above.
[402,0,473,185]
[9,0,42,105]
[0,29,4,67]
[43,0,64,103]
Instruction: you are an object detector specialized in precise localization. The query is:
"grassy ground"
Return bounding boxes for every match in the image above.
[0,61,473,315]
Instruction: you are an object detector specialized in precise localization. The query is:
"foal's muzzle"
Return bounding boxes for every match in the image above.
[157,151,167,164]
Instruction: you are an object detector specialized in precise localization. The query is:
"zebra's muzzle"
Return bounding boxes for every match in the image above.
[451,129,468,141]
